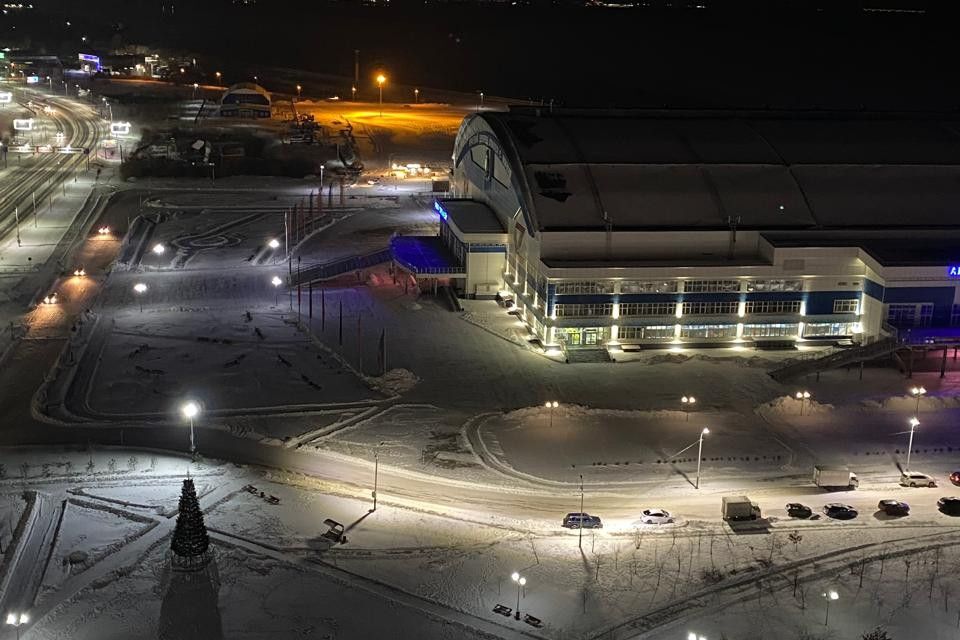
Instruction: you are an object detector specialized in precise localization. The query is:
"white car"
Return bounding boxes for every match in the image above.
[639,508,674,525]
[900,472,937,488]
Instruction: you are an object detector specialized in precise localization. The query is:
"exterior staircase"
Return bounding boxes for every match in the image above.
[564,348,613,364]
[769,336,899,382]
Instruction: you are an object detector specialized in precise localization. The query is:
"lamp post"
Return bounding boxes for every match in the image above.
[192,82,199,99]
[510,572,527,620]
[796,390,811,416]
[268,238,280,250]
[907,417,920,472]
[181,401,199,455]
[696,427,709,489]
[376,74,386,117]
[910,386,926,415]
[681,395,696,421]
[414,88,419,103]
[133,282,147,312]
[5,612,28,640]
[372,440,386,512]
[823,590,838,626]
[271,275,282,306]
[215,71,222,87]
[578,473,584,549]
[351,85,356,101]
[152,243,165,256]
[296,84,302,99]
[545,400,558,427]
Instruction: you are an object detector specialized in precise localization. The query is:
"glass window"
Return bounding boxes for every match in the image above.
[619,302,676,316]
[555,303,613,318]
[618,326,674,341]
[746,279,803,292]
[620,280,678,294]
[682,301,739,315]
[742,323,799,338]
[951,305,960,326]
[803,322,856,337]
[833,299,860,314]
[745,300,802,314]
[683,280,740,293]
[680,324,738,339]
[555,281,614,295]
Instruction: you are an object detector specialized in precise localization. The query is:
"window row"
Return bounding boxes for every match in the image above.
[682,301,739,315]
[618,326,674,341]
[833,299,860,314]
[682,279,740,293]
[619,302,676,316]
[745,300,801,314]
[746,279,803,292]
[555,303,613,317]
[555,281,614,295]
[620,280,678,294]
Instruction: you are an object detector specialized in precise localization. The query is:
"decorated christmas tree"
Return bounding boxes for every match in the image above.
[170,478,211,570]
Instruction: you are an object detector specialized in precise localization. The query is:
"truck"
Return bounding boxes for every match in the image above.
[813,465,859,489]
[721,496,761,521]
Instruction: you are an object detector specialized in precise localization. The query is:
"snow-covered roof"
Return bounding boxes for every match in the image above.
[479,109,960,232]
[437,199,505,234]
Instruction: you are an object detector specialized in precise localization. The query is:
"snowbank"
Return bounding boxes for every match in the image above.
[757,395,834,417]
[363,368,419,395]
[861,393,960,412]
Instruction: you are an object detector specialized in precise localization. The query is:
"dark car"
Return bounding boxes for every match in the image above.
[823,503,858,520]
[786,503,813,518]
[878,499,910,516]
[949,472,960,486]
[562,512,603,529]
[938,497,960,515]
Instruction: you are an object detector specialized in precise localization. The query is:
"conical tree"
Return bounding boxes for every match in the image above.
[170,478,211,569]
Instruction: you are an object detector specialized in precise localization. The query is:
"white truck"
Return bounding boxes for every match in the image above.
[813,465,859,489]
[721,496,761,521]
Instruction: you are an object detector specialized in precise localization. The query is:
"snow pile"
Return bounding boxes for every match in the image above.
[364,368,419,395]
[862,393,960,412]
[757,395,834,417]
[635,352,781,369]
[504,403,676,422]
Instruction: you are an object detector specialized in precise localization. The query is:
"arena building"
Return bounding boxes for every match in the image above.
[395,108,960,352]
[219,82,271,118]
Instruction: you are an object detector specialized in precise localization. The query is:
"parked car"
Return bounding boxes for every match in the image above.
[949,471,960,486]
[562,512,603,529]
[639,508,674,525]
[938,497,960,515]
[878,499,910,516]
[785,503,813,518]
[823,503,858,519]
[900,472,937,488]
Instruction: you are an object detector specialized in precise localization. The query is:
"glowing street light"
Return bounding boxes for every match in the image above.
[510,572,527,620]
[268,238,280,249]
[5,612,29,640]
[351,85,356,101]
[152,243,165,255]
[687,634,707,640]
[271,275,283,306]
[910,386,926,415]
[296,84,302,99]
[906,417,920,471]
[545,400,559,427]
[696,428,709,490]
[215,71,222,86]
[192,82,199,99]
[822,589,839,626]
[133,282,147,312]
[795,390,811,416]
[376,73,386,117]
[681,395,696,421]
[181,401,200,455]
[414,88,419,103]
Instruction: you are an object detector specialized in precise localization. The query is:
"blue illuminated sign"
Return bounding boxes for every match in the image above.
[948,265,960,278]
[433,201,448,221]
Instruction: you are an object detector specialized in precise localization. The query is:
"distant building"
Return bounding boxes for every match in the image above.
[397,107,960,352]
[219,83,271,119]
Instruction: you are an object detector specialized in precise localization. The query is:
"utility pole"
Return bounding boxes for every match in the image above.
[354,49,360,99]
[14,206,20,247]
[578,473,584,549]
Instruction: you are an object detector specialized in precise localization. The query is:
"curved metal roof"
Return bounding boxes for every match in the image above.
[478,109,960,232]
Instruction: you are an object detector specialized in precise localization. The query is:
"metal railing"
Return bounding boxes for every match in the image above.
[292,248,393,285]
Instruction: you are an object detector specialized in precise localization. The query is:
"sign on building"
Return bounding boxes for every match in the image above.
[0,91,11,104]
[13,118,33,131]
[110,121,132,137]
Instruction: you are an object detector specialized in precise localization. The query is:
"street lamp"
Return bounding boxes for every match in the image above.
[268,238,280,249]
[681,395,696,421]
[215,71,222,86]
[5,612,28,640]
[296,84,302,99]
[696,428,709,490]
[372,440,386,512]
[822,589,839,626]
[271,275,283,306]
[192,82,199,99]
[414,88,419,103]
[152,243,165,255]
[906,417,920,472]
[510,572,527,620]
[545,400,559,427]
[133,282,147,312]
[795,390,811,416]
[181,401,199,455]
[376,73,386,117]
[351,85,356,101]
[910,386,926,415]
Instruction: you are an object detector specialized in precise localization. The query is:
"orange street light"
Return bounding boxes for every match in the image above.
[376,74,386,117]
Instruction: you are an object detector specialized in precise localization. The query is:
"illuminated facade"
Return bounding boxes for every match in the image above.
[450,108,960,349]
